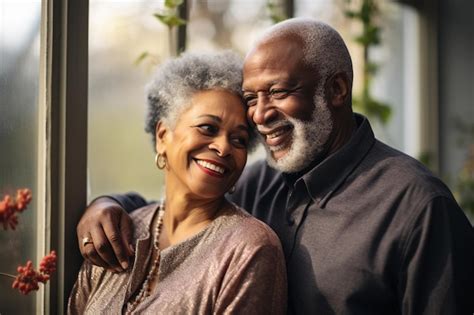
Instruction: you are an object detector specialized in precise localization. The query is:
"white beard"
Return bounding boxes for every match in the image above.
[262,92,333,173]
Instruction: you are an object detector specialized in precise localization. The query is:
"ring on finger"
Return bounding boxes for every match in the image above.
[82,236,93,247]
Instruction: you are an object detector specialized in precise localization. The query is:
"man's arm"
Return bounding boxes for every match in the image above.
[398,196,474,314]
[76,192,149,271]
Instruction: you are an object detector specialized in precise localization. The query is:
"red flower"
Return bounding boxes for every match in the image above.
[12,261,42,295]
[15,189,32,212]
[39,251,57,275]
[0,189,32,230]
[0,195,18,230]
[11,251,57,295]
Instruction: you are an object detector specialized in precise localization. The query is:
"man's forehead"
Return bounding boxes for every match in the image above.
[245,37,303,65]
[242,53,311,91]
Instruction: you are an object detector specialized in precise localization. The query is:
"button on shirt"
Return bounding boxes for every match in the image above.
[229,114,474,314]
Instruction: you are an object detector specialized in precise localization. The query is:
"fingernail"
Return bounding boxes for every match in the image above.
[121,261,129,270]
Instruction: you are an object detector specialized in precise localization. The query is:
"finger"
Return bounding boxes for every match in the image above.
[90,224,122,272]
[81,239,110,269]
[120,213,135,256]
[101,216,131,270]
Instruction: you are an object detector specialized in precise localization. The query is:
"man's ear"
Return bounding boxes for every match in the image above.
[155,121,169,153]
[326,72,350,107]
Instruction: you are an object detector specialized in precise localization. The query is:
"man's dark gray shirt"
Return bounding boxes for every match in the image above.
[114,114,474,314]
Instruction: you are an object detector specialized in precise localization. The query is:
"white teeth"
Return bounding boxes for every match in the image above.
[196,160,225,174]
[267,129,286,139]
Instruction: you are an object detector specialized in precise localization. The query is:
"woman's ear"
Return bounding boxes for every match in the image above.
[326,72,350,108]
[155,121,169,153]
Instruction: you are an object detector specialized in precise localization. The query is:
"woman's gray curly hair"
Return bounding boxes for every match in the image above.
[145,51,258,151]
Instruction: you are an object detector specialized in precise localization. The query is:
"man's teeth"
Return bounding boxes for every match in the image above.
[196,160,225,174]
[267,129,286,139]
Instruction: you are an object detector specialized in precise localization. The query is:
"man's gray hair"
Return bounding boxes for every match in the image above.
[145,51,257,150]
[259,17,353,89]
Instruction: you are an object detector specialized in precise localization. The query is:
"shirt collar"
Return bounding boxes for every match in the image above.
[283,114,375,207]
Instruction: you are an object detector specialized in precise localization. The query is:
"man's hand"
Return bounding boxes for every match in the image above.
[76,197,134,272]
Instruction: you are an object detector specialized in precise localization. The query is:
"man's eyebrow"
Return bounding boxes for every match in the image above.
[242,79,298,93]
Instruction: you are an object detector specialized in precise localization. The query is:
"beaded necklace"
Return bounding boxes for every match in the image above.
[125,202,165,314]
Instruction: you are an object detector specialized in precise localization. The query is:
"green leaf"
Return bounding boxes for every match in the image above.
[165,0,184,9]
[367,99,392,124]
[366,62,379,75]
[154,13,186,27]
[344,10,358,18]
[134,51,149,66]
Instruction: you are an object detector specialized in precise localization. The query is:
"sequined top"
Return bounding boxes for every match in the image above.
[68,203,287,314]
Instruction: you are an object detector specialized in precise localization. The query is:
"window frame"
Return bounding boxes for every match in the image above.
[39,0,89,312]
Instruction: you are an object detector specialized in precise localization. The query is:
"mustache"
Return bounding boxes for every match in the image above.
[256,120,293,133]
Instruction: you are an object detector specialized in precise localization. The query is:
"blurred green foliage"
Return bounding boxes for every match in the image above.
[153,0,186,28]
[453,119,474,216]
[344,0,392,124]
[135,0,186,65]
[267,0,287,23]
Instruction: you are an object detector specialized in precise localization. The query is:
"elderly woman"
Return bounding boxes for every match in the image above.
[68,52,287,314]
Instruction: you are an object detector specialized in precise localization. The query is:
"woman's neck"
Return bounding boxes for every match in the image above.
[160,190,227,247]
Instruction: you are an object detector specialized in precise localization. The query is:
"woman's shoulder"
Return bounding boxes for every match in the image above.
[130,203,159,240]
[220,205,282,249]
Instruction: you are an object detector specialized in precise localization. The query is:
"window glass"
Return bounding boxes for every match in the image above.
[187,0,270,54]
[295,0,421,156]
[0,0,41,313]
[88,0,272,200]
[88,0,170,201]
[88,0,422,201]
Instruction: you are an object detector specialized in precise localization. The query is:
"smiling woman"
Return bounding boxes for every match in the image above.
[158,90,249,199]
[68,51,287,314]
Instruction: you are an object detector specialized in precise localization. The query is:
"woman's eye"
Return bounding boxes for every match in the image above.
[231,136,248,148]
[197,124,218,134]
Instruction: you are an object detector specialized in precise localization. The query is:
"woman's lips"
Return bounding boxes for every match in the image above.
[194,159,227,178]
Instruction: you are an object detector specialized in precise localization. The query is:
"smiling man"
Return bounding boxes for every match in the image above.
[77,18,474,314]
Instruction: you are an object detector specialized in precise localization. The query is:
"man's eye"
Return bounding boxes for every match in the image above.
[243,95,257,107]
[197,124,218,134]
[270,89,289,99]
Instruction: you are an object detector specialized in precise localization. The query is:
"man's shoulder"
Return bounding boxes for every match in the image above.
[231,159,285,206]
[366,140,453,199]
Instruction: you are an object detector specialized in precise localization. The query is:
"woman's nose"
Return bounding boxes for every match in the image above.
[209,136,231,157]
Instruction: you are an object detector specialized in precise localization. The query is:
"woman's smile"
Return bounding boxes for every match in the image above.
[194,158,228,177]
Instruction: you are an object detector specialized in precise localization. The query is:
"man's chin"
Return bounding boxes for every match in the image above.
[270,147,290,161]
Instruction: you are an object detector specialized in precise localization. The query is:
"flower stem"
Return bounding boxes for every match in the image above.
[0,272,15,279]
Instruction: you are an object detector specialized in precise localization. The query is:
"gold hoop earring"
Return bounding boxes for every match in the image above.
[155,153,167,170]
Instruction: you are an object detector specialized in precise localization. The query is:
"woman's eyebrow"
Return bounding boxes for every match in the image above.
[236,124,249,133]
[197,114,221,122]
[197,114,248,132]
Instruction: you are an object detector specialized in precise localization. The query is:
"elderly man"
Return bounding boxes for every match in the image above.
[78,18,474,314]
